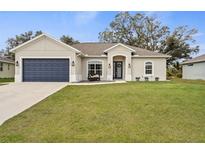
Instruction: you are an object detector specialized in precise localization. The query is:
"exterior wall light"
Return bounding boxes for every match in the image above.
[16,61,19,66]
[72,61,75,66]
[128,63,131,68]
[108,63,111,68]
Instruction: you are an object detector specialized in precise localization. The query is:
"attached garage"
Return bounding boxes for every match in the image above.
[23,59,69,82]
[12,34,82,82]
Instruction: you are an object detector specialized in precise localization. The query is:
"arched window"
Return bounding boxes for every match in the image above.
[145,62,153,75]
[88,61,103,76]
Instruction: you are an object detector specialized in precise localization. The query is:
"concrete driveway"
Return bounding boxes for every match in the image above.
[0,82,68,125]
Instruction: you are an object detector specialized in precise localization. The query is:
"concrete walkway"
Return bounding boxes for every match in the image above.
[0,82,68,125]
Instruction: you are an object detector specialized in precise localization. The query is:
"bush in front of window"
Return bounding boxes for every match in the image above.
[144,77,149,81]
[135,77,140,81]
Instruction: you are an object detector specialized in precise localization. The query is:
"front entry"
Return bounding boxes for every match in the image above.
[113,61,123,79]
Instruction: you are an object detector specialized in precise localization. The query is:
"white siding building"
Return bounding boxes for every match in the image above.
[0,57,15,78]
[182,54,205,80]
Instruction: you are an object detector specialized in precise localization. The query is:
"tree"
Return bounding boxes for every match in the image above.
[160,26,199,64]
[99,12,170,51]
[3,31,42,60]
[99,12,199,65]
[6,30,43,51]
[60,35,79,45]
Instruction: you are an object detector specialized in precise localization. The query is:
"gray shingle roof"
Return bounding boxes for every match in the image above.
[72,42,170,57]
[72,43,118,55]
[182,54,205,64]
[126,45,169,57]
[0,56,14,64]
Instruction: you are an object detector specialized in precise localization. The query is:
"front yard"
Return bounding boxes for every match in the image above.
[0,80,205,142]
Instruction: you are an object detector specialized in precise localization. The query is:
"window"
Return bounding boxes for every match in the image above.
[8,64,10,70]
[0,62,3,71]
[145,62,153,75]
[88,61,102,76]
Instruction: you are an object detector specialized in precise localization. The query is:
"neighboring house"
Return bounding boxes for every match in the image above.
[0,56,15,78]
[0,51,5,56]
[11,33,170,82]
[182,54,205,80]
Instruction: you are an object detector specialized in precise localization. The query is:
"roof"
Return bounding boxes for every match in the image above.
[0,56,14,64]
[126,45,170,57]
[182,54,205,65]
[103,43,136,53]
[9,33,170,58]
[72,43,118,55]
[72,42,170,57]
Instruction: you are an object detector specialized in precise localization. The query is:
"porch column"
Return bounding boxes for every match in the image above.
[125,55,132,81]
[107,53,113,80]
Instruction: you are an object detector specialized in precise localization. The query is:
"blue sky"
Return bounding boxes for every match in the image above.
[0,11,205,56]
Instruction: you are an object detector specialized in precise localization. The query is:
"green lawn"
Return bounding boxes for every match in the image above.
[0,79,205,142]
[0,78,14,83]
[0,78,14,86]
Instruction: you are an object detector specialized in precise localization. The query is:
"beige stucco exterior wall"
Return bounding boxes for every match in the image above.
[81,57,107,81]
[183,62,205,80]
[0,62,15,78]
[13,37,168,82]
[14,36,78,82]
[107,45,132,81]
[131,57,167,81]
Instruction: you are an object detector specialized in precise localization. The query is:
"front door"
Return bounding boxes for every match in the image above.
[113,61,123,79]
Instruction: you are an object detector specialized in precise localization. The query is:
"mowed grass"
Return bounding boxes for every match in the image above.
[0,80,205,142]
[0,78,14,83]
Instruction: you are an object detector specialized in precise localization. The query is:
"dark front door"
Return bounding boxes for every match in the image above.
[113,61,123,79]
[23,59,69,82]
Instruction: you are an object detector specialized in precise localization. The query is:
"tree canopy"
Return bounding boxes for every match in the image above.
[60,35,79,45]
[6,31,43,51]
[99,12,199,64]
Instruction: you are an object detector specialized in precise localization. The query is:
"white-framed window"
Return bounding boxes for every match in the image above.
[88,61,103,76]
[0,62,3,71]
[145,62,153,75]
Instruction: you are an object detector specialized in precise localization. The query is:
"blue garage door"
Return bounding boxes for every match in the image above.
[23,59,69,82]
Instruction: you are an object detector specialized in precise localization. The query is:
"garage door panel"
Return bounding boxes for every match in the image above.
[23,59,69,82]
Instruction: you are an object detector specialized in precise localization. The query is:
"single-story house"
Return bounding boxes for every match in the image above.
[11,33,170,82]
[0,56,15,78]
[182,54,205,80]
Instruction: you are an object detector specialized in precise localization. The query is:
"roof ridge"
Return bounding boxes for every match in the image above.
[182,54,205,64]
[76,42,118,44]
[192,54,205,59]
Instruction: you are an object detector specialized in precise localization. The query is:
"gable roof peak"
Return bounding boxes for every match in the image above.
[103,43,136,53]
[10,33,82,54]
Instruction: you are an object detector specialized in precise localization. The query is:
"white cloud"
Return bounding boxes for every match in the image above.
[193,32,204,37]
[198,43,205,50]
[74,12,99,25]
